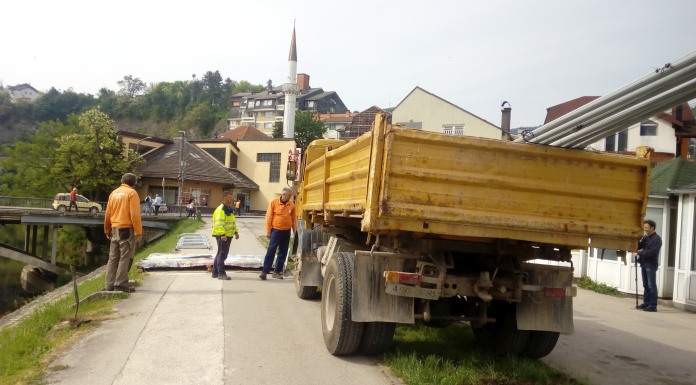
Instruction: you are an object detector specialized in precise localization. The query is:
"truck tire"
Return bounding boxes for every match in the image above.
[472,304,530,355]
[522,331,560,359]
[295,270,318,299]
[358,322,396,355]
[321,252,364,355]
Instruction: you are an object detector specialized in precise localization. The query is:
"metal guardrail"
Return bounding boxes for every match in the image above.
[0,196,55,210]
[0,196,213,217]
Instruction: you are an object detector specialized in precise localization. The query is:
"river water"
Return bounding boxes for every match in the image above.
[0,259,31,317]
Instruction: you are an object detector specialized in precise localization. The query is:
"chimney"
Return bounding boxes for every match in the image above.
[500,101,512,141]
[297,73,310,92]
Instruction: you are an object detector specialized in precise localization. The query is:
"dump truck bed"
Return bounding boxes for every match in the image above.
[298,115,650,251]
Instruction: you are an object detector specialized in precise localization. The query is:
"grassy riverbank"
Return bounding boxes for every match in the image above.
[0,219,204,385]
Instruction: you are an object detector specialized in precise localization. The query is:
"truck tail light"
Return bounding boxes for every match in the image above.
[384,271,423,285]
[543,287,566,297]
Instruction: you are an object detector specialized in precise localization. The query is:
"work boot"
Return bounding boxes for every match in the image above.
[218,275,231,280]
[259,272,267,280]
[272,272,284,279]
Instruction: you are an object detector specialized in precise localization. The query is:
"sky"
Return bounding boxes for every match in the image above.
[2,0,696,127]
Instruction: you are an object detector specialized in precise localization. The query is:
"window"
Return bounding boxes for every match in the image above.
[262,99,273,106]
[247,101,254,108]
[232,101,240,107]
[592,248,620,262]
[264,111,274,118]
[605,130,628,151]
[306,101,315,108]
[257,153,280,182]
[640,121,657,136]
[397,122,422,129]
[442,124,465,135]
[264,122,273,129]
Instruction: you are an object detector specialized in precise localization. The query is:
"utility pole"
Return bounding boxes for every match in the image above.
[178,131,186,217]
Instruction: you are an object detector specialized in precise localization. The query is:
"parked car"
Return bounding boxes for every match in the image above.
[52,193,102,213]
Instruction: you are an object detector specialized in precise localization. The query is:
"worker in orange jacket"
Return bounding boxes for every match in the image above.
[104,173,143,293]
[260,187,296,280]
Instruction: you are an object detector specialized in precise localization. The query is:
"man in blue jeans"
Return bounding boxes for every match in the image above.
[637,219,662,312]
[211,191,239,280]
[260,187,296,280]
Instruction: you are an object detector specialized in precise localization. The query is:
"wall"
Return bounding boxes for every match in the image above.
[236,139,296,212]
[392,88,501,139]
[592,117,676,153]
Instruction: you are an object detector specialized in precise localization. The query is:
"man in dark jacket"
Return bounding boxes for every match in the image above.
[637,219,662,312]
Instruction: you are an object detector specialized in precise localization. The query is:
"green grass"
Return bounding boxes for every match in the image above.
[386,324,586,385]
[0,218,204,385]
[576,276,621,296]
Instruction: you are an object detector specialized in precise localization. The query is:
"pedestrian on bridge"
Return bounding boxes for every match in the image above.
[211,191,239,280]
[153,194,162,216]
[68,187,79,212]
[104,173,143,293]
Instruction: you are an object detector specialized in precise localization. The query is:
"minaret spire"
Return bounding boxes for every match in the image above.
[282,21,299,139]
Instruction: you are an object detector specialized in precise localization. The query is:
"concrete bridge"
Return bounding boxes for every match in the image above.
[0,204,180,275]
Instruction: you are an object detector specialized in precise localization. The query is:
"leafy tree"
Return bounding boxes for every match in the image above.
[117,75,146,98]
[183,103,217,139]
[232,81,265,94]
[272,121,284,138]
[202,71,223,106]
[0,118,77,196]
[52,108,134,201]
[294,110,326,150]
[32,88,96,122]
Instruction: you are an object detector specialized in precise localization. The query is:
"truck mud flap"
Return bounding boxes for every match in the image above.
[352,252,414,324]
[516,264,574,334]
[298,256,323,287]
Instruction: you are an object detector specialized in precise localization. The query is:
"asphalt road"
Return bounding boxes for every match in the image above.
[43,217,402,385]
[542,288,696,385]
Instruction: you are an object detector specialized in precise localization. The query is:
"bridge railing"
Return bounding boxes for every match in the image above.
[0,196,54,209]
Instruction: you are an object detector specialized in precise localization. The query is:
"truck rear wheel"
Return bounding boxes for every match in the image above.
[359,322,396,355]
[321,252,364,355]
[472,303,530,355]
[522,331,560,358]
[295,268,318,299]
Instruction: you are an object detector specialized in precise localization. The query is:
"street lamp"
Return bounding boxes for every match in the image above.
[134,136,153,173]
[178,131,186,216]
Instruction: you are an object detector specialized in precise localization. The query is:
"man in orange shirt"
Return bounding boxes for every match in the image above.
[68,187,79,212]
[260,187,296,280]
[104,173,143,293]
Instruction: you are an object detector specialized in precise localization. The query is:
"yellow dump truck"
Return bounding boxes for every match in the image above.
[293,113,650,357]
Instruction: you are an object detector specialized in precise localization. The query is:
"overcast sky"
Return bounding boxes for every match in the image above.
[2,0,695,127]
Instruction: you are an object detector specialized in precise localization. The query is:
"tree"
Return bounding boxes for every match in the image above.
[272,121,284,138]
[0,118,76,197]
[201,70,223,106]
[183,103,218,139]
[52,109,133,201]
[294,110,326,150]
[117,75,146,98]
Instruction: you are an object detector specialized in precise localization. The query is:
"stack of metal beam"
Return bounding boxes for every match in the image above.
[515,51,696,148]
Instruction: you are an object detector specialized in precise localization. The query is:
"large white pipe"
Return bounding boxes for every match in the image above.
[553,78,696,148]
[516,51,696,144]
[529,61,696,145]
[538,64,696,145]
